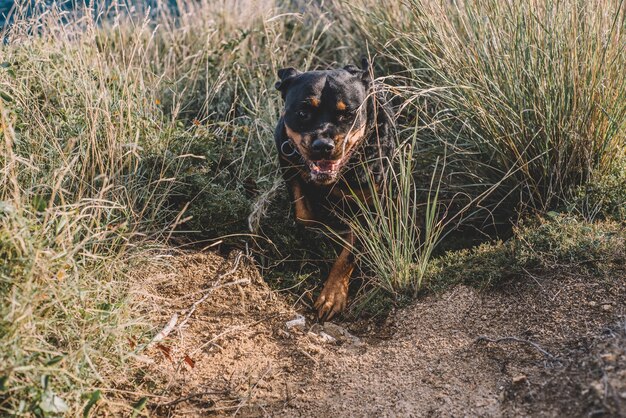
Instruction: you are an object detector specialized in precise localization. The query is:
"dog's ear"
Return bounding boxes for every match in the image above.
[344,59,373,85]
[343,64,361,74]
[275,67,300,98]
[360,58,373,85]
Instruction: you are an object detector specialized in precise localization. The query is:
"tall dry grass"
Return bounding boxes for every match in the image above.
[341,0,626,215]
[0,0,339,414]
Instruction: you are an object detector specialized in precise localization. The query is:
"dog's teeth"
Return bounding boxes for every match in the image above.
[310,160,342,176]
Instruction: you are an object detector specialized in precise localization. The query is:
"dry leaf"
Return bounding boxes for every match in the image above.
[183,354,195,369]
[156,344,173,362]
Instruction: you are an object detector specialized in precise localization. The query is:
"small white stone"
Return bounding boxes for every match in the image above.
[590,381,604,397]
[318,331,337,343]
[512,375,527,384]
[285,315,306,330]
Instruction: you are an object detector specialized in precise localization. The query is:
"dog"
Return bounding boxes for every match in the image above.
[274,59,394,321]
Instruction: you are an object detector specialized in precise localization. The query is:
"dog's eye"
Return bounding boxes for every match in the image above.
[297,110,310,120]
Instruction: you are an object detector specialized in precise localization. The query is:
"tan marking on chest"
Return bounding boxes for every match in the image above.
[290,180,315,225]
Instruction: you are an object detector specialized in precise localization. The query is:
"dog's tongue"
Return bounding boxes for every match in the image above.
[311,160,339,174]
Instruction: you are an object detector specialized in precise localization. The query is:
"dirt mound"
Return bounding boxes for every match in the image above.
[279,275,626,417]
[129,251,626,417]
[127,251,308,415]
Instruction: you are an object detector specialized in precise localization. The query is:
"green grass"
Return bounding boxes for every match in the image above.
[0,0,624,414]
[425,215,625,292]
[338,121,445,301]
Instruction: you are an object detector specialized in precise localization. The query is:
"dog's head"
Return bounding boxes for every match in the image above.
[276,60,372,185]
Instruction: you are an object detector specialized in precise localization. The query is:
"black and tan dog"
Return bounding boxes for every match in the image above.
[274,59,394,321]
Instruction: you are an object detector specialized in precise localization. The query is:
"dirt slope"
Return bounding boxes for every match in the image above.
[128,251,626,417]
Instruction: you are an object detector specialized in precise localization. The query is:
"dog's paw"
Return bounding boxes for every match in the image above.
[314,280,348,322]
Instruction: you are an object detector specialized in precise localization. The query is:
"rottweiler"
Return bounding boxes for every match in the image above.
[274,59,394,321]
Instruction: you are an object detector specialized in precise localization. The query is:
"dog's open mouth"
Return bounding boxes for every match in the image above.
[306,156,351,185]
[309,159,342,175]
[305,141,362,184]
[297,125,367,184]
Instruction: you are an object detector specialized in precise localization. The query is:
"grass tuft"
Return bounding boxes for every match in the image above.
[342,118,445,301]
[340,0,626,217]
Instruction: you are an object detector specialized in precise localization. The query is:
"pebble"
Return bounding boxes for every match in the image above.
[285,314,306,330]
[600,353,617,362]
[318,331,337,343]
[512,375,527,384]
[309,322,362,346]
[590,381,604,397]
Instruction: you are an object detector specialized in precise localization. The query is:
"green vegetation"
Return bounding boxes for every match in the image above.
[342,130,445,300]
[0,0,624,414]
[426,215,625,293]
[336,0,625,309]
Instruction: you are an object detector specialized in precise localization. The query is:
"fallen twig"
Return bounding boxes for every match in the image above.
[129,313,178,355]
[134,253,249,355]
[192,314,282,355]
[297,348,319,365]
[178,278,250,330]
[475,335,557,360]
[233,363,273,416]
[148,313,179,347]
[178,252,249,330]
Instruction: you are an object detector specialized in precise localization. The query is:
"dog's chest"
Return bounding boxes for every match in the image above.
[302,177,374,220]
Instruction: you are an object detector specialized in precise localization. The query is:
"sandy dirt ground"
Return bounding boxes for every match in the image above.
[127,251,626,417]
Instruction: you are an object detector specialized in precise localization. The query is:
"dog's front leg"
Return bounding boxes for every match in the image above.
[314,230,355,322]
[289,179,316,227]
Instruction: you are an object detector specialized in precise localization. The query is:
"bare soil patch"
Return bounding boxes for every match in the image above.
[128,251,626,417]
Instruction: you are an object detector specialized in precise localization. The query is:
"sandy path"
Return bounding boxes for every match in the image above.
[128,251,626,417]
[274,279,626,417]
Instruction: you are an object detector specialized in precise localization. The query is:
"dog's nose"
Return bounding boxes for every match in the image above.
[311,138,335,154]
